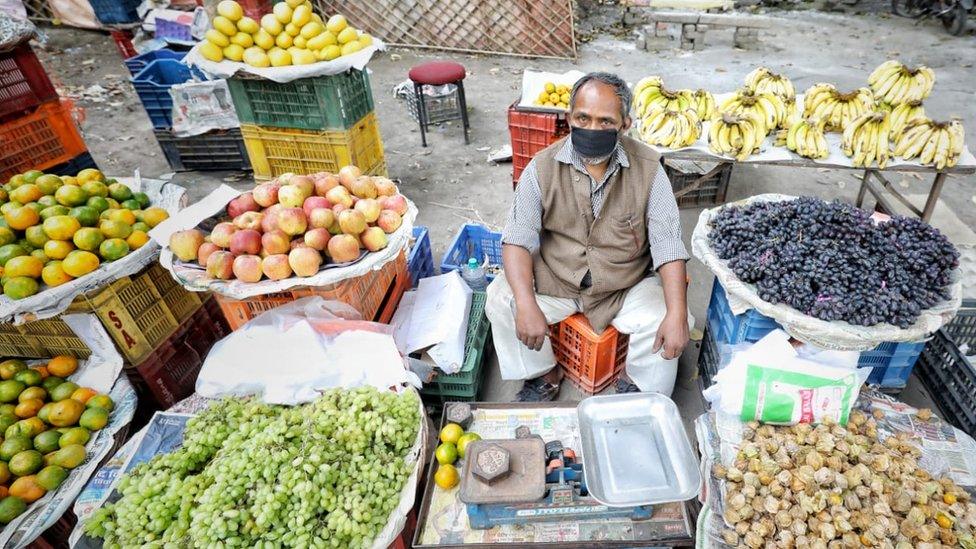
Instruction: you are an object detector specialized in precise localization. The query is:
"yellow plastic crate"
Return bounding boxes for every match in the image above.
[241,111,386,180]
[139,262,204,323]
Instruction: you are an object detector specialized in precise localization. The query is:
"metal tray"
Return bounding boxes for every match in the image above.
[577,393,700,507]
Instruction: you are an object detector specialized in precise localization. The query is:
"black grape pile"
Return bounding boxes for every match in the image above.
[708,197,959,328]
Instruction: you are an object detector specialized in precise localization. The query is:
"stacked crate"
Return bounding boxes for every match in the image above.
[508,102,569,189]
[131,59,251,171]
[229,69,386,180]
[0,41,95,181]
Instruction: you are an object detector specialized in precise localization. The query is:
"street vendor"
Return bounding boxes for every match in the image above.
[486,72,693,402]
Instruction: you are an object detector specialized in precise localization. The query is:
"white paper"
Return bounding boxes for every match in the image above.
[390,290,417,355]
[60,313,124,393]
[517,69,585,112]
[184,40,385,83]
[170,79,241,137]
[398,272,472,374]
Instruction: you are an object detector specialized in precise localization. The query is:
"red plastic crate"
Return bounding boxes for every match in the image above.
[0,43,58,123]
[551,313,629,394]
[216,251,408,331]
[0,100,88,182]
[239,0,272,19]
[110,29,137,59]
[508,102,569,188]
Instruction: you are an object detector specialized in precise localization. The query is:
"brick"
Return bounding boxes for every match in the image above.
[645,36,672,50]
[695,24,711,32]
[649,11,701,24]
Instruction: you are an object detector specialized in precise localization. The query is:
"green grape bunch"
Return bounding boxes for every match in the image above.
[84,388,421,548]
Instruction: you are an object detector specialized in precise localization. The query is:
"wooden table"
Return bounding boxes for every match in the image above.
[659,150,976,222]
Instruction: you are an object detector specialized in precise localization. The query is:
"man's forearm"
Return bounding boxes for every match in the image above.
[502,244,537,306]
[657,260,688,318]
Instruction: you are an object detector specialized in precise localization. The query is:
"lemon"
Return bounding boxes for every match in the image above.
[275,32,293,49]
[253,29,274,49]
[307,31,335,50]
[205,29,230,47]
[439,423,464,445]
[231,32,253,48]
[272,2,292,24]
[236,15,258,33]
[434,464,460,490]
[216,0,243,21]
[320,44,341,61]
[200,41,224,62]
[291,4,311,26]
[340,41,362,56]
[435,443,458,465]
[268,48,293,67]
[359,33,373,47]
[326,14,347,34]
[336,26,358,45]
[292,49,315,65]
[212,16,238,37]
[261,13,283,35]
[243,47,270,67]
[300,21,322,39]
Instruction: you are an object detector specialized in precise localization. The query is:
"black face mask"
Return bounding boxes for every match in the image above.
[570,126,619,159]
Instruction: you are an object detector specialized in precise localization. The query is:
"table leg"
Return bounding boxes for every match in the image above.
[921,172,947,222]
[856,169,870,208]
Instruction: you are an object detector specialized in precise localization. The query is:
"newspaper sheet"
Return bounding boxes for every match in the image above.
[417,405,694,546]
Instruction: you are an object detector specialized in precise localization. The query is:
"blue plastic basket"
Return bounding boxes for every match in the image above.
[408,226,435,286]
[441,224,503,282]
[155,17,193,41]
[706,279,925,390]
[90,0,141,24]
[131,59,208,129]
[124,49,186,76]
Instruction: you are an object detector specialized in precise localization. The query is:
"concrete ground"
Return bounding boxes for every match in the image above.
[30,7,975,428]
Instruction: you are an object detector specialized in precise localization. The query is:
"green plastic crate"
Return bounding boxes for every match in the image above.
[227,69,374,131]
[420,292,490,401]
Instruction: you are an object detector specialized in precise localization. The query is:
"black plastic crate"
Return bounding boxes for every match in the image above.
[916,328,976,437]
[697,324,719,388]
[945,299,976,349]
[665,159,732,209]
[154,128,251,171]
[47,150,98,177]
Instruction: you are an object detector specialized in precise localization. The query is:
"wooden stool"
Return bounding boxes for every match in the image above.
[407,61,470,147]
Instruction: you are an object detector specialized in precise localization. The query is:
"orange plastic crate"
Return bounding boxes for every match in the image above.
[508,102,569,188]
[374,267,411,324]
[551,313,629,394]
[0,100,87,181]
[216,251,407,330]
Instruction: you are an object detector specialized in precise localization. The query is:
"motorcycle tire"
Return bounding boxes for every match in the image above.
[942,2,969,35]
[892,0,926,17]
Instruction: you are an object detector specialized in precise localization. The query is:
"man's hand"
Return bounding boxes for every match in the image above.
[515,299,549,351]
[652,312,689,360]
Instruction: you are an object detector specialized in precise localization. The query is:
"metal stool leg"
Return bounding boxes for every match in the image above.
[414,82,428,147]
[456,80,470,145]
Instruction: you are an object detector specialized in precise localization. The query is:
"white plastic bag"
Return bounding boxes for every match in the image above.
[704,330,868,425]
[195,296,421,404]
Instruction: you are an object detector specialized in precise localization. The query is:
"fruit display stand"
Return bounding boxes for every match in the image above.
[413,402,696,547]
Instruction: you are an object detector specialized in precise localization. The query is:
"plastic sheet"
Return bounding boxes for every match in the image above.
[183,39,384,83]
[691,193,963,351]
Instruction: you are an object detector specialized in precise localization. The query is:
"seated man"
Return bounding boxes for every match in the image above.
[485,71,693,402]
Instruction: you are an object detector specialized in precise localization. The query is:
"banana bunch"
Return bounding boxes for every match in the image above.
[719,88,787,134]
[778,117,829,159]
[868,60,935,105]
[802,84,874,131]
[635,85,694,119]
[889,100,926,135]
[690,89,716,120]
[841,111,891,168]
[632,76,664,117]
[639,108,701,149]
[708,112,764,161]
[893,118,965,170]
[744,67,795,101]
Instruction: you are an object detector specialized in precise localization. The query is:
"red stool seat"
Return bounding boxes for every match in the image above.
[409,61,466,86]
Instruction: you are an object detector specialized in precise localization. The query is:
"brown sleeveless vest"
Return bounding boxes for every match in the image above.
[533,135,661,333]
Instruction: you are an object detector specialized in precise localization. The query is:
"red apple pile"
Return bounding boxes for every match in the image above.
[168,166,408,282]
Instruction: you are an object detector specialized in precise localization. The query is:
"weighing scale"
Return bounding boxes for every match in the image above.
[457,426,655,529]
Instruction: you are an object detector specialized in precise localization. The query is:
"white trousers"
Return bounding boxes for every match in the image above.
[485,275,694,396]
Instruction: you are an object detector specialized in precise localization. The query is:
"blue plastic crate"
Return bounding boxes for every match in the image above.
[706,279,925,390]
[90,0,141,23]
[441,224,503,282]
[155,17,193,41]
[124,49,186,76]
[131,59,208,129]
[408,226,435,287]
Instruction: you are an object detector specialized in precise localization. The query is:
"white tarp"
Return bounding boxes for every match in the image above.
[517,69,584,113]
[183,39,384,82]
[691,193,963,350]
[0,177,186,324]
[150,185,416,299]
